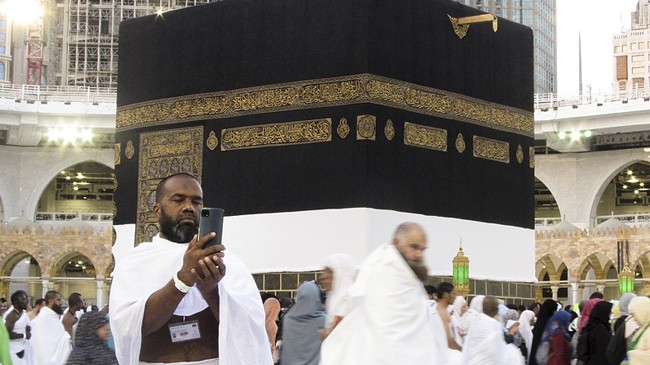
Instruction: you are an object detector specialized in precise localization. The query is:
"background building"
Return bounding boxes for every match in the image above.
[4,0,650,308]
[459,0,557,94]
[614,0,650,92]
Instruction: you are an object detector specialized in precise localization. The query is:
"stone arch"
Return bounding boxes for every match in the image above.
[0,250,43,298]
[104,255,114,279]
[633,251,650,278]
[0,180,9,223]
[587,158,648,227]
[557,262,568,279]
[0,250,42,277]
[603,261,618,277]
[33,159,115,225]
[50,251,97,278]
[25,154,113,220]
[534,173,564,221]
[50,250,99,306]
[576,253,610,281]
[536,254,566,281]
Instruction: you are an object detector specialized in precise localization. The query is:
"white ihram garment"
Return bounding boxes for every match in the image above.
[320,244,438,365]
[110,234,273,365]
[30,306,71,365]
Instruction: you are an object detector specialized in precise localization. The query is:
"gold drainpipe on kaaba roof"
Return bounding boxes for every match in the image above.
[448,13,498,39]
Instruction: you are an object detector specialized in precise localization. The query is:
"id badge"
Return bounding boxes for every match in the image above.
[168,320,201,343]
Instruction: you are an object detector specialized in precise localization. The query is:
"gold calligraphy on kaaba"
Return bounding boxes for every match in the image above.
[454,99,491,124]
[301,80,365,104]
[366,79,405,104]
[114,143,121,165]
[136,126,203,244]
[233,87,298,111]
[529,146,535,169]
[125,140,135,159]
[516,144,524,164]
[473,136,510,163]
[117,74,533,137]
[206,130,218,151]
[356,115,376,140]
[337,118,350,139]
[172,95,229,119]
[384,119,395,141]
[405,88,452,114]
[404,122,447,151]
[221,118,332,151]
[455,133,466,153]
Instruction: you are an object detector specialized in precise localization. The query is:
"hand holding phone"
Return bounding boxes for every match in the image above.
[198,207,224,248]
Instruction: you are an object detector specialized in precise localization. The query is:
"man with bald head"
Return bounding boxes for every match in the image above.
[321,222,439,365]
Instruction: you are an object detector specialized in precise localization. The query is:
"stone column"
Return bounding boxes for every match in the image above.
[96,278,105,308]
[570,282,580,304]
[596,284,605,294]
[550,285,559,301]
[0,280,8,298]
[41,278,49,298]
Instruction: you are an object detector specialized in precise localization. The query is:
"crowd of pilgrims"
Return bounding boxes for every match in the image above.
[3,252,650,364]
[262,254,650,365]
[1,291,117,365]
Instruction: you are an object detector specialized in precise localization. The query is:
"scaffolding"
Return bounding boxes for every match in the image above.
[50,0,216,87]
[27,22,44,85]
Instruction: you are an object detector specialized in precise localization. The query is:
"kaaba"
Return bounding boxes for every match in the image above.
[114,0,535,281]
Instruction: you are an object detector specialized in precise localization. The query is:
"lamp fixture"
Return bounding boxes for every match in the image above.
[452,240,470,297]
[571,131,581,141]
[1,0,44,25]
[619,262,634,295]
[557,130,593,140]
[46,127,94,145]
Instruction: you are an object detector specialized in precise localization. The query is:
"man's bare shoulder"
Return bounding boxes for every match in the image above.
[62,312,77,323]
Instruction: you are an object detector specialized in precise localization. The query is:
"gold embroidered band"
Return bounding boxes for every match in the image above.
[117,74,532,137]
[220,118,332,151]
[473,135,510,163]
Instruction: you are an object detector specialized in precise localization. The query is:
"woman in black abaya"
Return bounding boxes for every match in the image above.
[528,299,558,365]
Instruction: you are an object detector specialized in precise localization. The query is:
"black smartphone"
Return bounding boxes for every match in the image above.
[198,207,224,248]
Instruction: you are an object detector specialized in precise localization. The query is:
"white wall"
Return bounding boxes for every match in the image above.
[115,208,536,282]
[536,148,650,227]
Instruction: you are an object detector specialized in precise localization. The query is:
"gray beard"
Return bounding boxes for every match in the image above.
[170,222,197,243]
[407,260,429,282]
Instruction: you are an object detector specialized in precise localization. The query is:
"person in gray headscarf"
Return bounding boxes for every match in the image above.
[606,292,638,364]
[280,281,326,365]
[66,311,117,365]
[614,293,636,332]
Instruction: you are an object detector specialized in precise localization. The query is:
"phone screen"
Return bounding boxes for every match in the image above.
[198,207,224,248]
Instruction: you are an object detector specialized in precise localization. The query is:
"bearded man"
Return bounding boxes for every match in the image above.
[110,173,272,365]
[321,222,439,365]
[30,290,72,365]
